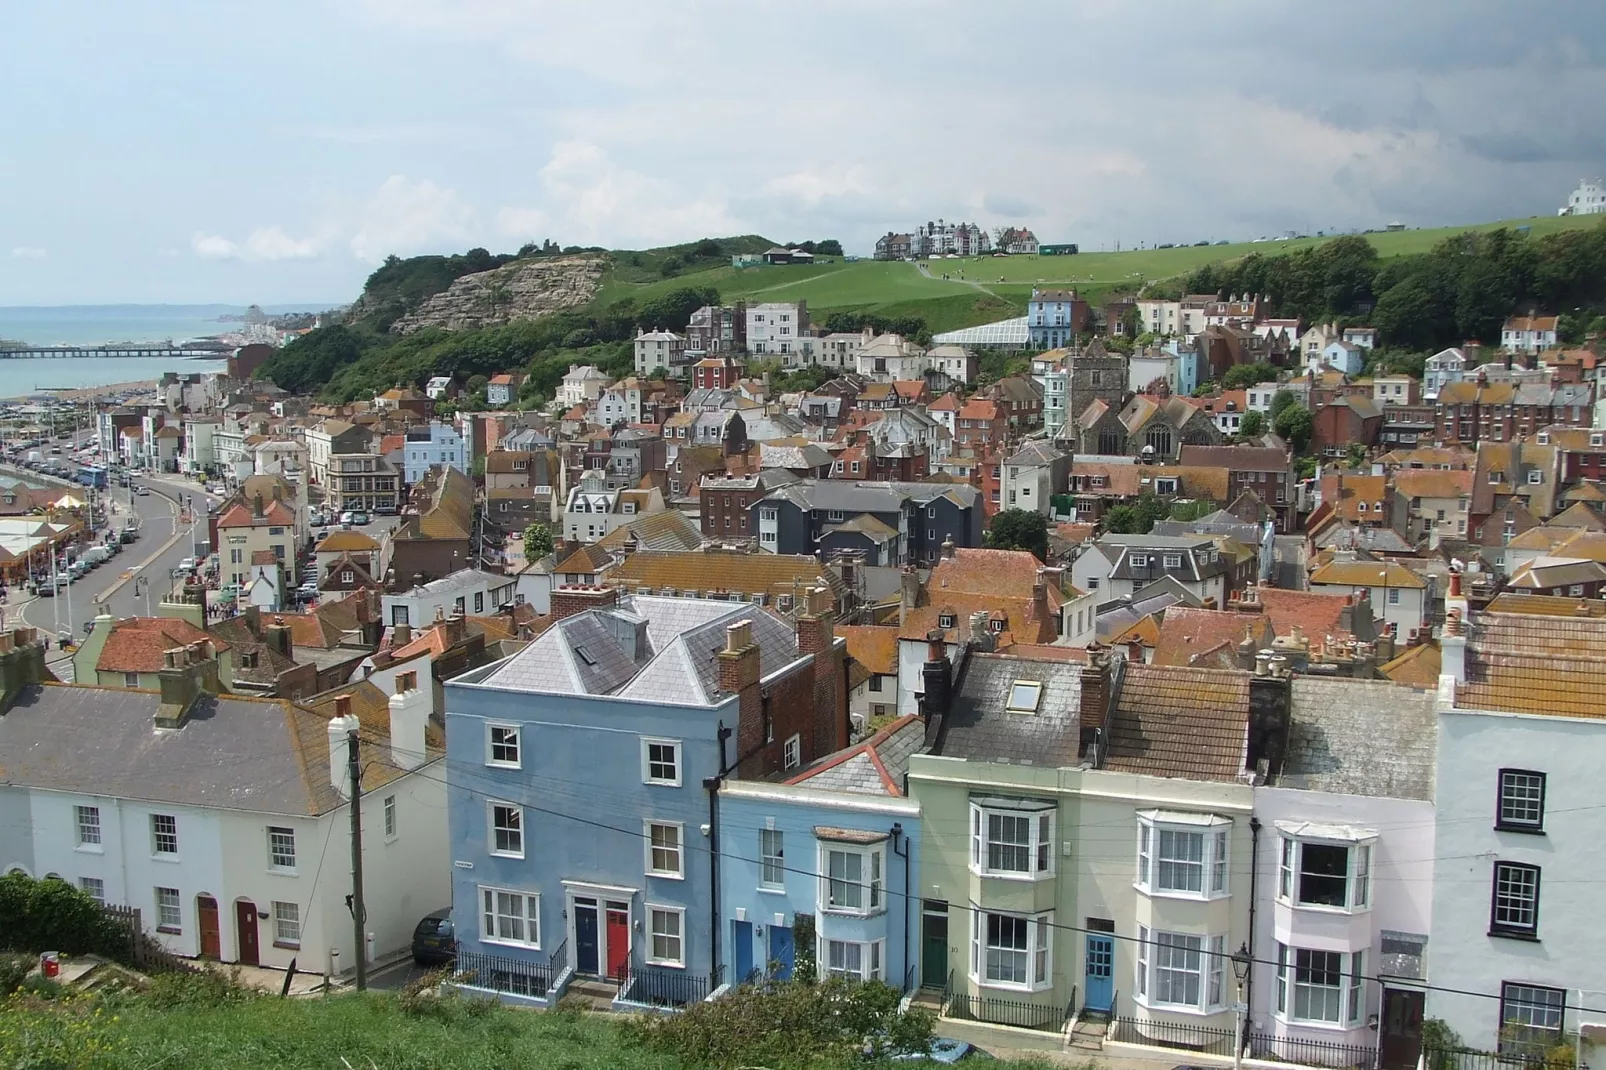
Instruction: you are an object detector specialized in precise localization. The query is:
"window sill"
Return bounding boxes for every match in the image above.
[151,855,181,864]
[75,844,104,855]
[644,780,682,789]
[1134,884,1227,903]
[1133,998,1227,1018]
[272,941,301,951]
[1277,897,1364,915]
[485,761,522,771]
[756,885,786,896]
[644,958,685,969]
[820,906,885,918]
[156,926,181,936]
[1493,824,1546,837]
[646,871,685,882]
[267,868,298,878]
[482,937,542,952]
[488,851,525,861]
[972,868,1053,883]
[1273,1014,1360,1032]
[1488,928,1540,943]
[971,976,1052,996]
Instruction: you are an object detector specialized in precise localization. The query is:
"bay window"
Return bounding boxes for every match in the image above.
[1136,812,1231,898]
[823,938,884,982]
[1135,926,1228,1012]
[1276,826,1375,912]
[970,908,1052,992]
[818,840,884,915]
[969,799,1055,879]
[1275,944,1365,1026]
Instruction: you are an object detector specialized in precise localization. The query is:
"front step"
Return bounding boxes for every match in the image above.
[1068,1018,1107,1052]
[564,977,619,1010]
[910,988,945,1011]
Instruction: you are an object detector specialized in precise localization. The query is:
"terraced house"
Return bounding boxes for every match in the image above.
[443,586,847,1008]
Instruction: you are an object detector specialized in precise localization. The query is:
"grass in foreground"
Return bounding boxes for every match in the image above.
[1,986,1070,1070]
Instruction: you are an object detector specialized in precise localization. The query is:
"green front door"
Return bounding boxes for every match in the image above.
[921,901,949,988]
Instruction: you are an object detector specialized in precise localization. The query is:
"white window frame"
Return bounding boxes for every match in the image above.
[480,885,541,949]
[486,723,521,768]
[272,901,301,947]
[267,826,297,872]
[79,876,105,903]
[823,937,885,981]
[645,820,685,879]
[151,814,178,857]
[969,907,1053,993]
[759,828,785,890]
[783,734,801,770]
[969,802,1055,879]
[646,904,686,967]
[642,737,682,786]
[154,886,182,932]
[384,794,397,840]
[1135,813,1230,899]
[488,801,525,859]
[1275,943,1366,1026]
[1276,833,1374,913]
[75,805,101,848]
[819,842,884,915]
[1134,928,1228,1013]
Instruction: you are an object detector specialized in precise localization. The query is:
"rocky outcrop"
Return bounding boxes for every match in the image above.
[389,255,608,334]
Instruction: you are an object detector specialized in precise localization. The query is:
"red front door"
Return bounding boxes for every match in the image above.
[605,905,630,980]
[236,900,260,965]
[197,896,221,960]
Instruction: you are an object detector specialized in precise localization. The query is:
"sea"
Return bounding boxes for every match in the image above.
[0,303,324,394]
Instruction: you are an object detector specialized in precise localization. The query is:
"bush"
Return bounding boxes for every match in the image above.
[0,954,31,996]
[0,873,129,961]
[143,966,253,1010]
[396,968,495,1022]
[628,976,934,1070]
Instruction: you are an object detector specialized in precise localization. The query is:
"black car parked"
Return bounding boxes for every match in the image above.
[411,909,456,966]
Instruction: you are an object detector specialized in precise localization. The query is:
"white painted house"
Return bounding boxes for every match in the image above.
[745,301,808,357]
[0,649,447,977]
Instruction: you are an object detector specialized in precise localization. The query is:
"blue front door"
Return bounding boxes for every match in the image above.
[574,901,599,975]
[768,925,795,979]
[733,920,753,983]
[1084,935,1114,1012]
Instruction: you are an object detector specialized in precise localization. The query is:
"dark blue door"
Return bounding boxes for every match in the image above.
[1084,935,1114,1012]
[733,920,753,982]
[575,903,599,974]
[768,925,795,979]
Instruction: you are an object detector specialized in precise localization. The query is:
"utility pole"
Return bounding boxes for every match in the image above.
[347,730,367,991]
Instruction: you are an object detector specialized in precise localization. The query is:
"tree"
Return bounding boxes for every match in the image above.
[523,524,553,561]
[1269,389,1297,419]
[1347,442,1368,468]
[635,286,720,332]
[1104,494,1169,535]
[1239,410,1265,438]
[1223,362,1279,389]
[1273,403,1314,452]
[986,509,1049,560]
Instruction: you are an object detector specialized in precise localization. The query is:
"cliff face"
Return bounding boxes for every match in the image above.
[388,255,607,334]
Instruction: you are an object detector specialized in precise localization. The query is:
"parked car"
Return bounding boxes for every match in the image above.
[178,557,196,572]
[411,909,456,966]
[350,511,371,526]
[134,485,150,496]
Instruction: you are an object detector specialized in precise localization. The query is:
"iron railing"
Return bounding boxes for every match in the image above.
[946,991,1066,1032]
[1250,1030,1378,1069]
[1424,1047,1578,1070]
[452,948,555,998]
[549,939,568,979]
[1111,1015,1237,1055]
[619,962,710,1008]
[904,963,917,996]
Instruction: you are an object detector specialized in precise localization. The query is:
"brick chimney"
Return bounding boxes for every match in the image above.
[796,586,847,756]
[899,567,919,611]
[722,620,767,771]
[266,616,293,658]
[155,646,206,728]
[552,584,619,622]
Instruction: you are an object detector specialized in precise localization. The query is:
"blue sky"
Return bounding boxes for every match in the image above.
[3,0,1603,307]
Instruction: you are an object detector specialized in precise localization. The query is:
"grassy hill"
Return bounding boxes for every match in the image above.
[594,214,1601,335]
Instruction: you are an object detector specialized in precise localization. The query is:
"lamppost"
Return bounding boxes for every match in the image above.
[1231,942,1252,1070]
[133,576,151,618]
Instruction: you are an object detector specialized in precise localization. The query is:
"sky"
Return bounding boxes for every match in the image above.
[2,0,1603,307]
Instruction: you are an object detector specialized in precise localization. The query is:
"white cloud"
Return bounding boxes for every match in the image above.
[191,226,324,262]
[10,246,46,259]
[349,175,476,262]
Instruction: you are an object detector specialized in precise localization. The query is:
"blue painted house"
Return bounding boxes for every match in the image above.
[719,716,923,990]
[444,586,848,1007]
[1027,289,1088,350]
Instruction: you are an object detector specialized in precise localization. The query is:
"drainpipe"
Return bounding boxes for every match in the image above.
[1245,815,1262,1045]
[891,822,909,991]
[705,722,732,986]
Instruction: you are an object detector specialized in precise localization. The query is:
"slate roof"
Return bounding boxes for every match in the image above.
[934,652,1083,767]
[0,681,440,816]
[1282,677,1436,800]
[784,716,924,796]
[480,594,804,706]
[1103,663,1248,781]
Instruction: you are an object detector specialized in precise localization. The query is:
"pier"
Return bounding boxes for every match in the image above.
[0,343,231,359]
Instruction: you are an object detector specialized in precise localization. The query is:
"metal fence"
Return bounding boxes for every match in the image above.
[619,963,709,1008]
[1111,1015,1238,1055]
[452,949,555,998]
[1424,1047,1576,1070]
[1250,1030,1379,1069]
[947,991,1066,1032]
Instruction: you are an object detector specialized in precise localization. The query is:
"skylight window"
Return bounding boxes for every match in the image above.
[574,645,597,666]
[1006,681,1043,714]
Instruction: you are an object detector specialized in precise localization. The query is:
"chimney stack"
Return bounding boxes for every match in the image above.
[388,679,429,771]
[899,567,920,612]
[267,616,292,658]
[921,632,953,722]
[941,534,956,560]
[391,622,412,648]
[155,646,203,728]
[327,709,359,799]
[551,584,619,622]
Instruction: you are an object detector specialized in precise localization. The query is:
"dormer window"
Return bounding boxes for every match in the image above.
[989,618,1005,634]
[938,613,956,629]
[1527,470,1543,485]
